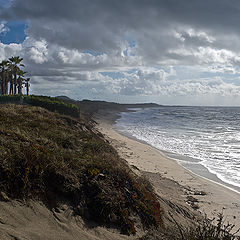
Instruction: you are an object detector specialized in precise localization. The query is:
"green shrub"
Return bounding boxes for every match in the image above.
[0,95,80,118]
[23,95,80,118]
[0,104,163,235]
[0,95,21,102]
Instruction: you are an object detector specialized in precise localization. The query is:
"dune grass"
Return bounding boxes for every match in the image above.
[0,95,80,118]
[0,104,163,235]
[0,103,238,239]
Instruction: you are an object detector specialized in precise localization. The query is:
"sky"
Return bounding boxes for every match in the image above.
[1,0,240,105]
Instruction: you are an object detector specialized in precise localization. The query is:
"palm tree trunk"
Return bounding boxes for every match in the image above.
[0,75,3,95]
[14,74,17,95]
[20,86,23,104]
[17,76,21,95]
[9,84,13,95]
[26,83,29,96]
[2,71,6,95]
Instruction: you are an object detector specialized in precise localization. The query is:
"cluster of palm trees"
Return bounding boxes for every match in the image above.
[0,56,30,97]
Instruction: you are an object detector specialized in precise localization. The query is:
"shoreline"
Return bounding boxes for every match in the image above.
[109,108,240,194]
[95,109,240,232]
[116,126,240,195]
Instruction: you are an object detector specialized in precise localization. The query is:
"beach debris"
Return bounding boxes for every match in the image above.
[97,173,106,180]
[186,195,200,210]
[131,165,140,171]
[194,190,207,196]
[187,195,198,203]
[183,187,207,197]
[191,203,200,210]
[232,202,240,207]
[0,191,10,202]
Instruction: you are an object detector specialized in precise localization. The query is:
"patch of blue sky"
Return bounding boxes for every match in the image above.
[0,20,27,44]
[123,47,136,57]
[172,67,240,85]
[126,69,137,74]
[199,71,240,81]
[0,0,11,9]
[101,69,143,80]
[122,48,130,56]
[125,34,136,48]
[217,75,240,85]
[83,50,106,56]
[101,71,126,79]
[171,67,214,81]
[122,34,137,56]
[198,71,223,78]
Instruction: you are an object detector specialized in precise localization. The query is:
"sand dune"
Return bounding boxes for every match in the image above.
[0,200,136,240]
[1,108,240,239]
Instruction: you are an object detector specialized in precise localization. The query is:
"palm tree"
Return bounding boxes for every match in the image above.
[7,62,14,95]
[17,69,26,97]
[8,57,24,95]
[0,57,30,98]
[25,78,30,96]
[0,60,9,95]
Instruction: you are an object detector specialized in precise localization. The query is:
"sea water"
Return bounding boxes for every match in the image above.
[115,106,240,192]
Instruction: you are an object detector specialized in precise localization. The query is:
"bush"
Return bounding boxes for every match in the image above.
[0,104,163,235]
[160,213,240,240]
[0,95,80,118]
[23,95,80,118]
[0,95,21,102]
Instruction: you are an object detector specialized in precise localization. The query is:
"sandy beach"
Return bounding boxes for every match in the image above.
[95,109,240,232]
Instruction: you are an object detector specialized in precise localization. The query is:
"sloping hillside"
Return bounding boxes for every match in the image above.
[0,101,238,240]
[0,104,163,237]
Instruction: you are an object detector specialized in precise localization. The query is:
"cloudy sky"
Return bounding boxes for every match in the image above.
[1,0,240,105]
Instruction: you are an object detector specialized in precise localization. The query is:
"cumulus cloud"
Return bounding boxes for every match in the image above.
[1,0,240,105]
[2,0,240,59]
[0,42,21,61]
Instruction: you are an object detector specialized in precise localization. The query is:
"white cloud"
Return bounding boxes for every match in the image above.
[0,42,22,61]
[195,47,240,64]
[168,46,240,66]
[0,21,9,35]
[173,27,216,47]
[22,37,49,64]
[1,36,240,105]
[2,0,240,105]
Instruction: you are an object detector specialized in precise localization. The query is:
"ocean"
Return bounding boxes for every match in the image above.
[115,106,240,193]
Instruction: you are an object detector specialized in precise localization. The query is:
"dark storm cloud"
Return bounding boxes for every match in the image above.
[2,0,240,104]
[2,0,240,55]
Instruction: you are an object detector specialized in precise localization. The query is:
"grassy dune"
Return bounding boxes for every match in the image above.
[0,96,239,239]
[0,103,163,235]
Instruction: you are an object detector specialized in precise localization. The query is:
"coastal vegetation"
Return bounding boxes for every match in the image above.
[0,56,30,97]
[0,95,80,118]
[0,103,163,235]
[140,213,240,240]
[0,101,239,239]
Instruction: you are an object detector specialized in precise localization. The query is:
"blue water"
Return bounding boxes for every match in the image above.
[115,106,240,190]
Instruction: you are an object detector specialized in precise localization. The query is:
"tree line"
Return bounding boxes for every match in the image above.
[0,56,30,97]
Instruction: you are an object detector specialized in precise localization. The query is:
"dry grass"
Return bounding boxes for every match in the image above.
[0,104,163,235]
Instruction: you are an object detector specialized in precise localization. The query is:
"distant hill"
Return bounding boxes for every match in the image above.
[56,96,162,116]
[56,95,75,101]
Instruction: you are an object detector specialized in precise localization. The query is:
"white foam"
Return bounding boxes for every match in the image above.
[116,107,240,189]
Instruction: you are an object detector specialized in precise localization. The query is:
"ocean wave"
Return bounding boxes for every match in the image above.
[116,106,240,189]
